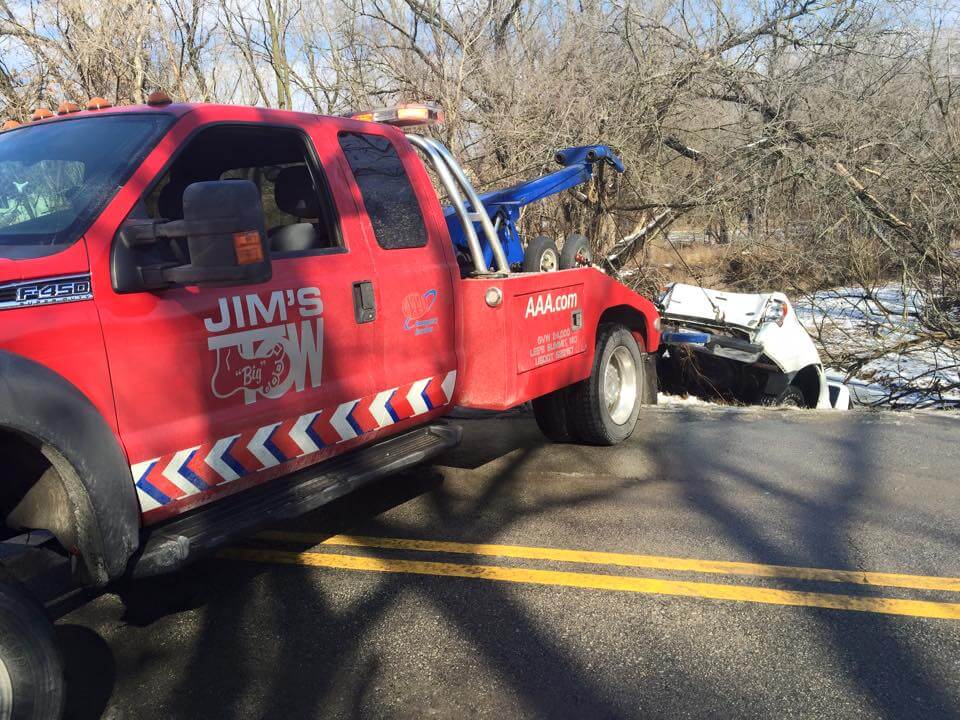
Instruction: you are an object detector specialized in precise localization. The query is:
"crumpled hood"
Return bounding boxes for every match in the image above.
[660,283,778,331]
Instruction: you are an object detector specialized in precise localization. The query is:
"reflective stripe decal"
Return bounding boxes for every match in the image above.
[130,370,457,516]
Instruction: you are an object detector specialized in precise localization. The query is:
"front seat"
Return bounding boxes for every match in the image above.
[270,166,322,253]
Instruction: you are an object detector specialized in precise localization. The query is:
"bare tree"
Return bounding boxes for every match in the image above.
[0,0,956,404]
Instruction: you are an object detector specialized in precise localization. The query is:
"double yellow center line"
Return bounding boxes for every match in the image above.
[219,532,960,621]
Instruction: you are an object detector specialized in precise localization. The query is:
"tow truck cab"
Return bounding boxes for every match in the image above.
[0,99,659,719]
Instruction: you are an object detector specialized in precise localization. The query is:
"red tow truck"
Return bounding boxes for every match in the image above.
[0,97,659,718]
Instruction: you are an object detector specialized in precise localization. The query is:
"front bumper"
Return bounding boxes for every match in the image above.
[661,325,764,364]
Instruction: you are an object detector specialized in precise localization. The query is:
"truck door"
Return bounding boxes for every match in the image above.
[336,129,458,428]
[92,118,378,523]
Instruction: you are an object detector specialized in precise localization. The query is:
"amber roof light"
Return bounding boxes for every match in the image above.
[349,103,445,127]
[57,101,80,115]
[147,91,173,107]
[86,97,113,111]
[30,108,53,121]
[1,120,21,130]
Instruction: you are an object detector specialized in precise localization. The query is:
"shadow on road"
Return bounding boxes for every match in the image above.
[57,625,115,720]
[85,419,679,719]
[647,408,956,718]
[61,409,959,719]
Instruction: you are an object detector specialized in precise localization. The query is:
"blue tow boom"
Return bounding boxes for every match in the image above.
[443,145,625,269]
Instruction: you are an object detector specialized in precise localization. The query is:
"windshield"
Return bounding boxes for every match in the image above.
[0,114,174,259]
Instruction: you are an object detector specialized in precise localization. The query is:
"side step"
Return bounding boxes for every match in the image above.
[129,423,461,578]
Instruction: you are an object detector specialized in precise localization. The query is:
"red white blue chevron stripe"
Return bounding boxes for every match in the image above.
[131,370,456,517]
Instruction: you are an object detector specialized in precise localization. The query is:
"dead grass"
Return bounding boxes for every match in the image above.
[638,236,742,287]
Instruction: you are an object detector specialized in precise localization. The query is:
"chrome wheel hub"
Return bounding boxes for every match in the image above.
[604,346,638,425]
[540,249,558,272]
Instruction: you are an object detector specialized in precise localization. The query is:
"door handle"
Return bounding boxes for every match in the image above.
[352,280,376,324]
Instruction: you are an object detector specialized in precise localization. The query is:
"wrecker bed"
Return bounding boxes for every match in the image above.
[456,268,659,410]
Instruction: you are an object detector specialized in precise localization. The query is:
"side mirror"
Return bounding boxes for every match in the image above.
[166,180,271,287]
[116,180,271,290]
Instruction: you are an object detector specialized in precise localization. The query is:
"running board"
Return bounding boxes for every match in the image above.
[128,423,461,578]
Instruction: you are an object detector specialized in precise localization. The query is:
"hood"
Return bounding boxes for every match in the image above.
[0,240,89,297]
[660,283,777,331]
[0,258,21,284]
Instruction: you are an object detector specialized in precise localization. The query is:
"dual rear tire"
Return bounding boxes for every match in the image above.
[533,324,654,446]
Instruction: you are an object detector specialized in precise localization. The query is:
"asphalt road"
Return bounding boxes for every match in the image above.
[58,405,960,719]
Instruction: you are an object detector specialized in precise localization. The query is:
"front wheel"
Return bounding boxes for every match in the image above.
[762,385,806,408]
[568,324,649,445]
[0,581,64,720]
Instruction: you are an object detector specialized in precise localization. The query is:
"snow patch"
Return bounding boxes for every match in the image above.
[794,285,959,408]
[657,392,715,406]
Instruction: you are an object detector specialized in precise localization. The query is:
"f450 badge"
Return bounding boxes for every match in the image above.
[204,288,323,404]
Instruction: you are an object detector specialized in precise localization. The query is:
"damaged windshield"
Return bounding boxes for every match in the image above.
[0,114,173,259]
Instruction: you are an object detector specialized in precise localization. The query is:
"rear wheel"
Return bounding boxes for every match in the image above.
[568,324,647,445]
[522,236,560,273]
[0,581,64,720]
[532,388,575,442]
[559,233,592,269]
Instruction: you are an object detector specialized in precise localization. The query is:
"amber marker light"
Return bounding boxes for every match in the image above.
[147,91,173,106]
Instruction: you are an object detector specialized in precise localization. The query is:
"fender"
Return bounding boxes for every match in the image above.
[0,351,140,585]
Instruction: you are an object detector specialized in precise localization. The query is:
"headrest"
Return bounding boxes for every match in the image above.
[157,178,189,219]
[275,166,320,218]
[270,223,317,253]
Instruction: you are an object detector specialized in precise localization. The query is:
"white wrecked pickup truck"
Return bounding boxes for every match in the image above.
[657,283,849,409]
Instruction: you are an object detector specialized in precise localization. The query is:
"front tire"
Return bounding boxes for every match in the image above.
[522,236,560,273]
[762,385,806,407]
[568,324,647,445]
[0,581,64,720]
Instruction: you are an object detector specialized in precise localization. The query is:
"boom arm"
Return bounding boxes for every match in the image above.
[442,145,625,268]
